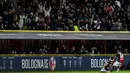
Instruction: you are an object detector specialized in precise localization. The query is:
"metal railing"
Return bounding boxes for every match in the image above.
[0,54,129,57]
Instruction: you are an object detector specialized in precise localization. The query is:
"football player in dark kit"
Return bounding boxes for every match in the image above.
[100,56,114,73]
[111,51,121,72]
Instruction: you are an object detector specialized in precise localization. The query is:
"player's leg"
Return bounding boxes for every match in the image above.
[110,61,118,72]
[116,63,121,72]
[117,66,120,72]
[113,61,118,67]
[110,65,114,73]
[113,61,120,72]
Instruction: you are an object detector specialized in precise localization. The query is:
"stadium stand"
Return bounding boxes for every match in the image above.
[0,40,129,54]
[0,0,130,54]
[0,0,130,31]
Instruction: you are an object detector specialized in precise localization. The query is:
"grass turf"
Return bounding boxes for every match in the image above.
[0,71,130,73]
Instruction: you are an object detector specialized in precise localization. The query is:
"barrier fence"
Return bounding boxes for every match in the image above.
[0,55,130,71]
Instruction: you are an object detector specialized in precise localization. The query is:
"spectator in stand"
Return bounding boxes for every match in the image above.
[61,44,67,54]
[79,45,85,54]
[55,47,60,54]
[39,44,49,54]
[70,46,75,54]
[43,3,52,17]
[124,48,128,54]
[116,18,123,30]
[38,2,44,14]
[91,46,97,56]
[19,13,25,29]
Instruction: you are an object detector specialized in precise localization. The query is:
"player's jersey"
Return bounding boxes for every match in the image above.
[104,59,114,70]
[115,54,120,62]
[120,53,124,63]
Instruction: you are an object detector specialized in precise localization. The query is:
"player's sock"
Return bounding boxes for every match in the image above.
[110,66,114,72]
[117,66,120,72]
[117,68,119,72]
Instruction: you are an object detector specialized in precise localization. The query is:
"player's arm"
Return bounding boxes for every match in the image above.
[113,56,117,62]
[104,61,110,68]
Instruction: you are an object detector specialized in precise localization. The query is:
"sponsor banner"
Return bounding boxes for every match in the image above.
[0,56,129,71]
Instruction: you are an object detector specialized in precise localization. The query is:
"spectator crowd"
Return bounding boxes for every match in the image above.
[0,0,130,31]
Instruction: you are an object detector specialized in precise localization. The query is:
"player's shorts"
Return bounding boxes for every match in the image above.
[113,61,120,67]
[120,59,124,64]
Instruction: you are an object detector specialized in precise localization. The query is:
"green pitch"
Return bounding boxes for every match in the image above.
[0,71,130,73]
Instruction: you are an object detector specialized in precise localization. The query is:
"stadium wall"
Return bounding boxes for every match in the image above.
[0,55,129,72]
